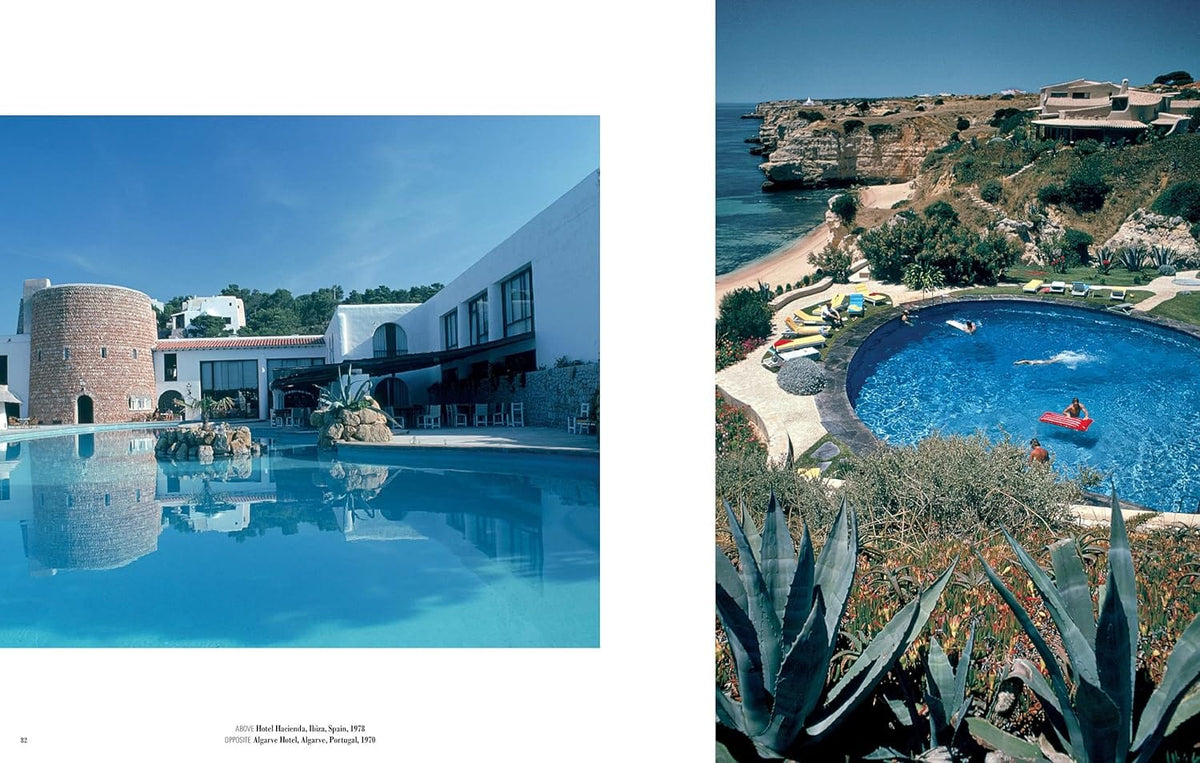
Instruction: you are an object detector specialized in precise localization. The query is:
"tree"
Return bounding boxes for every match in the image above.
[1063,160,1111,213]
[830,192,859,226]
[979,179,1003,204]
[185,314,232,338]
[716,286,772,344]
[902,261,945,299]
[808,243,852,283]
[1152,180,1200,222]
[1062,228,1094,266]
[1153,70,1193,86]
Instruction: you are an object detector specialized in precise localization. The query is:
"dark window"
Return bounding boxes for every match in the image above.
[468,292,488,344]
[502,267,534,337]
[443,311,458,350]
[174,315,185,329]
[164,353,178,382]
[63,347,70,360]
[201,359,258,396]
[0,479,9,501]
[372,324,407,357]
[1071,92,1089,99]
[0,355,6,385]
[1050,91,1068,98]
[100,347,107,358]
[266,357,322,390]
[132,348,139,359]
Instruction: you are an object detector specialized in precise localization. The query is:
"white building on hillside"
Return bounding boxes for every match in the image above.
[168,295,247,337]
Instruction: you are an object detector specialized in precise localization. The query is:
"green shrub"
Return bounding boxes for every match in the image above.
[953,155,977,182]
[956,116,970,131]
[808,243,852,283]
[843,119,864,134]
[868,123,895,139]
[1063,160,1111,213]
[1152,180,1200,222]
[840,432,1078,543]
[979,179,1003,204]
[1063,228,1094,266]
[934,97,944,105]
[717,286,772,344]
[831,193,859,226]
[797,109,824,122]
[1038,184,1064,205]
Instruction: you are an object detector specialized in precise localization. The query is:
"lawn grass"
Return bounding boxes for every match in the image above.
[1005,263,1158,288]
[1149,291,1200,326]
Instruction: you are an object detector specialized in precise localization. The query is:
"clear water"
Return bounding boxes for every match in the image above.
[847,301,1200,513]
[0,431,599,646]
[716,103,835,276]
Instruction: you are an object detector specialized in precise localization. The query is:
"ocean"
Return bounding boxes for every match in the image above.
[715,103,835,276]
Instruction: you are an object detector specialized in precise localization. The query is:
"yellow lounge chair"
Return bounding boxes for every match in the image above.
[830,293,847,310]
[1022,279,1044,293]
[797,467,822,480]
[852,283,890,305]
[1109,288,1127,302]
[774,334,827,351]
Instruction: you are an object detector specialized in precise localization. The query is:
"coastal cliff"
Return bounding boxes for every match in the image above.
[747,97,1028,191]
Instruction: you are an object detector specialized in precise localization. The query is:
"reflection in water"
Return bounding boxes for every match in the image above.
[26,432,161,574]
[0,431,598,646]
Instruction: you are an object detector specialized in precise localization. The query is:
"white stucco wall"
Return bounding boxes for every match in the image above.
[153,342,326,420]
[324,304,420,365]
[0,334,31,419]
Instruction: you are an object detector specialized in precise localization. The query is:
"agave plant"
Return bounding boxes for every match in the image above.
[318,365,373,412]
[967,491,1200,762]
[1119,245,1147,272]
[1150,245,1179,269]
[716,495,955,759]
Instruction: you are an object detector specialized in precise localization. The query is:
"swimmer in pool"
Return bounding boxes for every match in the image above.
[1014,351,1092,367]
[964,320,977,334]
[1063,397,1089,419]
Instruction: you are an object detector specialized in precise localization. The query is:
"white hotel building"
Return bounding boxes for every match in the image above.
[0,170,599,429]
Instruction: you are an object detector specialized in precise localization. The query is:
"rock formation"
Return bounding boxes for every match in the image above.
[311,405,393,449]
[155,423,261,460]
[1101,208,1200,259]
[752,102,951,190]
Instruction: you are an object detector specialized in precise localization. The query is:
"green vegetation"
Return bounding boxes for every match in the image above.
[1062,158,1112,213]
[717,286,772,344]
[155,282,444,338]
[843,119,864,134]
[808,243,852,283]
[955,116,970,131]
[858,203,1018,287]
[979,179,1002,204]
[1153,180,1200,222]
[830,192,859,226]
[1149,292,1200,325]
[717,497,954,760]
[867,123,895,139]
[1153,70,1194,86]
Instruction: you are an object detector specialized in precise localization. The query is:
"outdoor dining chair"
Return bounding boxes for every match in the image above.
[509,402,524,427]
[474,403,489,426]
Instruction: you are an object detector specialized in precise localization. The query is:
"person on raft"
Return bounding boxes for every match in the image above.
[964,320,977,334]
[1063,397,1089,419]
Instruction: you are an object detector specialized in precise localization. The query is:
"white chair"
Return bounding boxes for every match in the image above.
[569,403,594,435]
[283,408,295,427]
[508,402,524,427]
[448,404,468,427]
[423,405,441,429]
[492,403,507,426]
[271,410,283,427]
[474,404,489,426]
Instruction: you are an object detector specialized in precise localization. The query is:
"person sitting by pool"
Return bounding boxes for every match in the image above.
[1028,437,1049,465]
[1063,397,1089,419]
[820,302,844,328]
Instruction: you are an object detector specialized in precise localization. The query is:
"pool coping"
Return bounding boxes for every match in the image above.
[0,420,180,444]
[815,293,1200,514]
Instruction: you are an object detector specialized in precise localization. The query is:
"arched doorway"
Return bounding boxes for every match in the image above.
[77,395,94,424]
[158,390,184,415]
[373,377,409,408]
[372,323,408,357]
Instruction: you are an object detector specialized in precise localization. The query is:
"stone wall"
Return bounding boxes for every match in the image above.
[29,284,158,424]
[452,362,599,429]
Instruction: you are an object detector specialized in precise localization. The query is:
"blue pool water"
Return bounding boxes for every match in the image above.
[0,431,599,646]
[847,301,1200,513]
[716,103,835,275]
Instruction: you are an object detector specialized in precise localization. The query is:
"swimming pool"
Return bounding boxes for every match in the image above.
[847,300,1200,513]
[0,430,599,646]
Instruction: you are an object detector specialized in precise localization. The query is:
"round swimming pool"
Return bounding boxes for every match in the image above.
[847,300,1200,513]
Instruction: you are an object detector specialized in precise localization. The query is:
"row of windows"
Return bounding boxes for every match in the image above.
[439,267,533,350]
[36,347,140,361]
[129,396,153,411]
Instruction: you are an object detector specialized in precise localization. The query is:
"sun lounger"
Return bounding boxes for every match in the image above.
[1106,302,1135,314]
[1070,282,1091,297]
[1022,279,1044,293]
[1047,281,1067,294]
[777,346,821,362]
[1109,287,1127,301]
[830,293,847,310]
[791,311,826,326]
[846,293,865,316]
[853,283,889,305]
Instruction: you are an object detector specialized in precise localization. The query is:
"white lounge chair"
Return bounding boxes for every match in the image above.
[1109,287,1127,301]
[1070,282,1091,297]
[1047,281,1067,294]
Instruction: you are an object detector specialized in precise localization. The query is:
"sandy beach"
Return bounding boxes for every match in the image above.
[715,181,914,312]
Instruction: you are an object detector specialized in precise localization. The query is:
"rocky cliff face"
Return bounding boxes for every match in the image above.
[1101,209,1200,260]
[753,102,950,191]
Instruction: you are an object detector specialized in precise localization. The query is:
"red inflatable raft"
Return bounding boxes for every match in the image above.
[1038,412,1094,431]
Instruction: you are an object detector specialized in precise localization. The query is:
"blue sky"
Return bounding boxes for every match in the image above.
[0,116,598,321]
[718,0,1200,102]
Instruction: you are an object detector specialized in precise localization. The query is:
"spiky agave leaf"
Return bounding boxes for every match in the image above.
[1130,612,1200,762]
[723,499,784,691]
[717,548,772,737]
[977,550,1084,758]
[804,560,957,740]
[964,717,1047,762]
